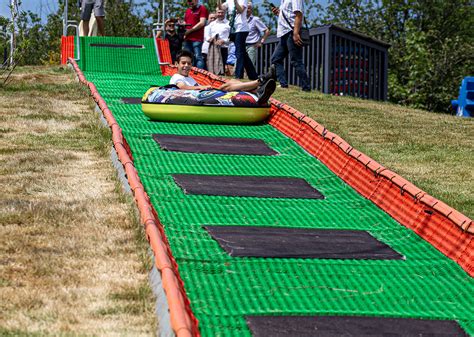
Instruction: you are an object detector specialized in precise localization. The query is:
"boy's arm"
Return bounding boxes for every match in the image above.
[175,82,212,90]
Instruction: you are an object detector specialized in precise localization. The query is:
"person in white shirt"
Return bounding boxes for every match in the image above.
[271,0,311,91]
[245,2,270,67]
[169,50,277,105]
[202,12,217,70]
[219,0,258,80]
[206,8,230,75]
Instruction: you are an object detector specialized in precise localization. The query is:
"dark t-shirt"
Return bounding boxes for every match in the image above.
[184,5,208,42]
[166,33,183,63]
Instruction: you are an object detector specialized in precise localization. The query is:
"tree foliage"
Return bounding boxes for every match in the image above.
[323,0,474,113]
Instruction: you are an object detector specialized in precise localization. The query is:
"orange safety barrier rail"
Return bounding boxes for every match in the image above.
[170,66,473,277]
[68,58,200,337]
[156,38,173,73]
[61,36,75,65]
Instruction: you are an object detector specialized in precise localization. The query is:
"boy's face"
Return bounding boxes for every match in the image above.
[177,56,193,76]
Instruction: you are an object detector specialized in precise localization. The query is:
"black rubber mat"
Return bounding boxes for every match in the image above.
[153,134,278,155]
[121,97,142,104]
[205,226,404,259]
[246,315,468,337]
[173,175,324,199]
[90,43,144,49]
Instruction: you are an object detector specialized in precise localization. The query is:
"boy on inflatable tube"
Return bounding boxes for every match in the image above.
[169,49,276,105]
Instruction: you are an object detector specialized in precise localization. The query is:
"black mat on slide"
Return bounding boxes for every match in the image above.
[153,134,278,155]
[204,226,403,259]
[121,97,142,104]
[90,43,144,49]
[246,315,468,337]
[173,175,324,199]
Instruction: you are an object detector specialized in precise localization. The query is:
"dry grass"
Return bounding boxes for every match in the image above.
[0,66,156,335]
[274,86,474,218]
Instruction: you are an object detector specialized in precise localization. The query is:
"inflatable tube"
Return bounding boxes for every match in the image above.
[142,86,270,124]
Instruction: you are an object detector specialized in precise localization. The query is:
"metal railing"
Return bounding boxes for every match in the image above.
[256,24,390,100]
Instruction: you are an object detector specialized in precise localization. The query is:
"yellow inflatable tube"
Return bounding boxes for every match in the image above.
[141,87,270,124]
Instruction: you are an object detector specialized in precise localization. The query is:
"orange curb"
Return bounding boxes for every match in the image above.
[68,58,200,337]
[165,63,473,275]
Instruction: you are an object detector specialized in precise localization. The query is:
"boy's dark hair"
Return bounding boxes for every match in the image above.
[176,49,194,64]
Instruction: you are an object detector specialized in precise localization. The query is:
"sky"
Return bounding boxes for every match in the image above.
[0,0,59,20]
[0,0,327,22]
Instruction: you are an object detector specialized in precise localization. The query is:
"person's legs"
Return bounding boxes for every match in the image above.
[192,41,205,69]
[246,45,257,68]
[287,35,311,91]
[220,47,228,75]
[242,40,258,80]
[80,2,93,37]
[182,41,193,54]
[233,32,248,79]
[271,33,290,87]
[93,0,105,36]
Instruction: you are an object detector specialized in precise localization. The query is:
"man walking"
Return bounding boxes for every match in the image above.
[183,0,209,69]
[271,0,310,91]
[245,2,270,67]
[80,0,105,36]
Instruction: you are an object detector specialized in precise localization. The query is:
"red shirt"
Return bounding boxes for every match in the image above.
[184,4,208,42]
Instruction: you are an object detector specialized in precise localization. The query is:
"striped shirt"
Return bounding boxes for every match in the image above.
[276,0,304,38]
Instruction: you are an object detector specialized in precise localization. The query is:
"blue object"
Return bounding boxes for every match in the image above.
[452,76,474,117]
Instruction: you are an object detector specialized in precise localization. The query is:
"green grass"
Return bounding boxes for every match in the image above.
[273,86,474,218]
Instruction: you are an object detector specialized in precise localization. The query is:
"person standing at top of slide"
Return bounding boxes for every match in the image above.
[271,0,311,91]
[80,0,105,36]
[219,0,258,80]
[183,0,209,69]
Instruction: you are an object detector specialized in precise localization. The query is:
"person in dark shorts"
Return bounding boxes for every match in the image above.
[81,0,105,36]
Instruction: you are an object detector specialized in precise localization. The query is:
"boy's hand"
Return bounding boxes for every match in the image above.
[271,7,279,15]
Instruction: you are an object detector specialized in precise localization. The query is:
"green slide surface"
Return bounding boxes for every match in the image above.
[78,36,474,336]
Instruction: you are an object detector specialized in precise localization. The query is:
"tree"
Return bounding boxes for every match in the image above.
[323,0,474,113]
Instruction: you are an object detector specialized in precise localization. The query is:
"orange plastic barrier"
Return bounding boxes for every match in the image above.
[61,36,75,65]
[68,58,199,337]
[156,38,173,73]
[267,103,473,276]
[152,28,474,274]
[163,60,474,276]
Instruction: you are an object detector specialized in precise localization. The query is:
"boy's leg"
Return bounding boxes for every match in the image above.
[218,79,259,92]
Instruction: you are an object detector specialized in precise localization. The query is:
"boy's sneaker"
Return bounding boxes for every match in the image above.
[258,64,276,84]
[257,79,276,105]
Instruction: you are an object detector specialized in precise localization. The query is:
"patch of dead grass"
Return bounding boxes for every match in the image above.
[0,66,155,335]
